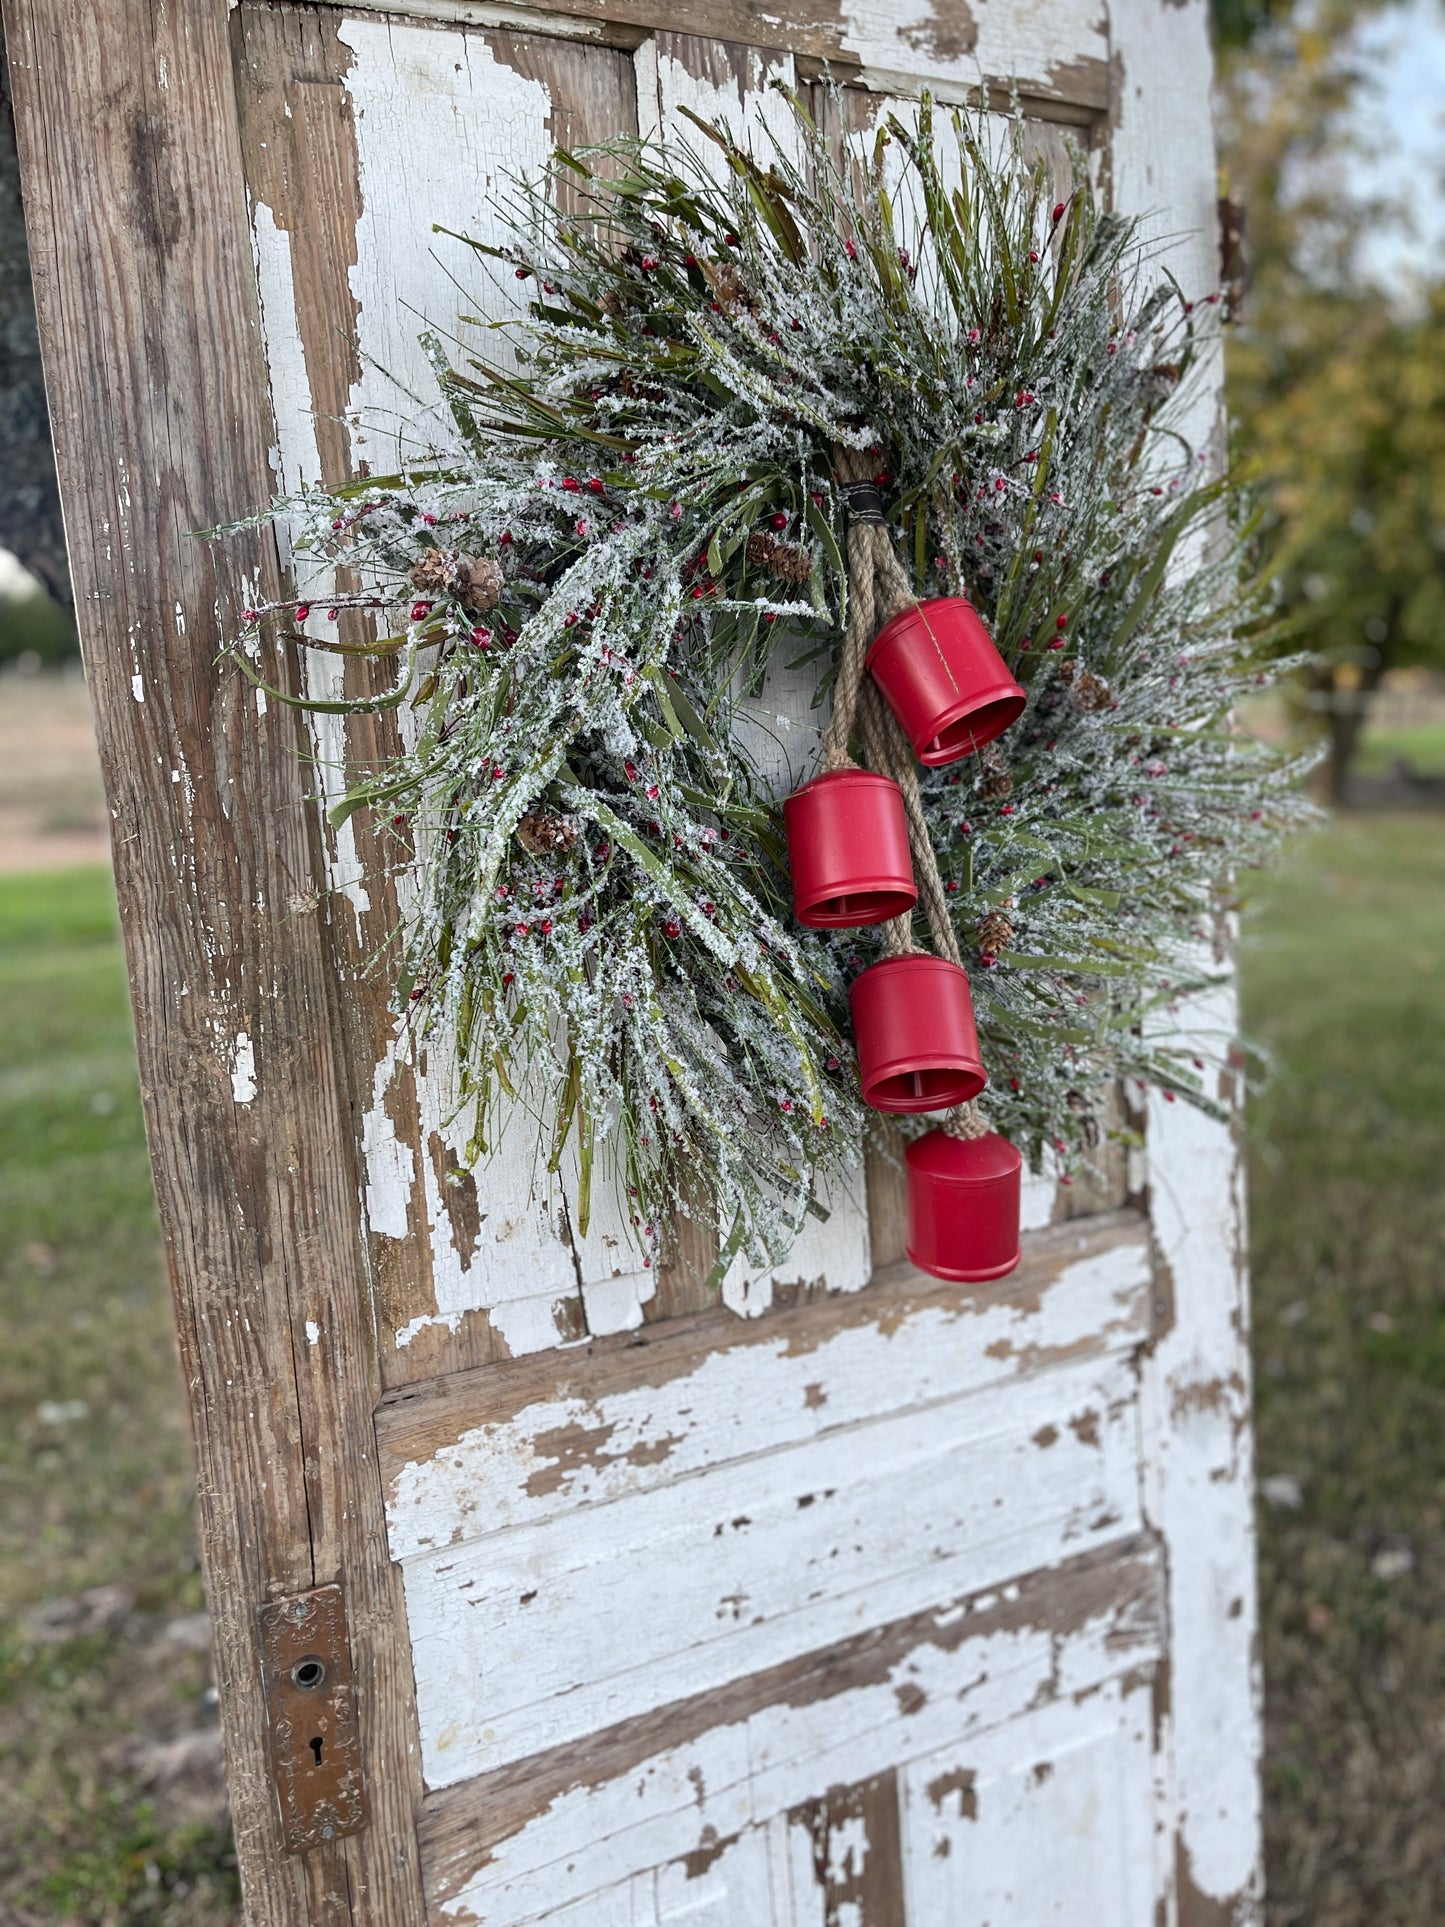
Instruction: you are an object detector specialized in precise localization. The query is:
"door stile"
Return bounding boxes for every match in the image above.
[0,1,427,1919]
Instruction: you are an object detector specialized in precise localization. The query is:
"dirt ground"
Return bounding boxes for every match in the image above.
[0,667,111,875]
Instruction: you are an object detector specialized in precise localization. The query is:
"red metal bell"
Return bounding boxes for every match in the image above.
[849,953,986,1113]
[783,769,917,929]
[866,596,1026,766]
[906,1129,1023,1281]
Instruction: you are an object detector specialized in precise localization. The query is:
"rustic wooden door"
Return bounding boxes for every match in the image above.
[5,0,1262,1921]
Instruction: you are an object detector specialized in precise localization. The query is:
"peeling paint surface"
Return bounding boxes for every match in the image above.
[232,6,1261,1919]
[230,1031,257,1105]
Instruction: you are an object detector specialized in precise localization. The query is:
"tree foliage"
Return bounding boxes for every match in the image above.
[1217,0,1445,796]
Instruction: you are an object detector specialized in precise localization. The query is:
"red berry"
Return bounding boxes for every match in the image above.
[725,232,740,247]
[410,600,431,621]
[1056,612,1067,629]
[294,603,310,621]
[492,764,506,779]
[664,917,681,938]
[499,530,513,544]
[588,477,604,493]
[562,477,580,492]
[391,814,406,827]
[1052,201,1067,223]
[470,626,490,646]
[515,266,530,280]
[326,607,339,622]
[502,971,514,985]
[538,919,552,935]
[640,255,658,272]
[769,512,788,530]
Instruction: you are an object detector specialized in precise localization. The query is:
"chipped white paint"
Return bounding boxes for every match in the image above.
[131,673,144,702]
[230,1031,257,1105]
[900,1677,1158,1923]
[387,1230,1152,1786]
[1107,0,1264,1913]
[386,1222,1151,1554]
[432,1548,1162,1922]
[305,1319,321,1347]
[361,1034,417,1242]
[248,200,326,496]
[230,10,1260,1919]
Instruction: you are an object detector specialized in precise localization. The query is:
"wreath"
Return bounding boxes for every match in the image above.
[224,92,1308,1282]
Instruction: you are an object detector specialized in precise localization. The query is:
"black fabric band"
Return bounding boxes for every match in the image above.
[838,479,886,524]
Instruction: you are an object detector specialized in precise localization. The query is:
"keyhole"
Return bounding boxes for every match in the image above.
[309,1736,324,1767]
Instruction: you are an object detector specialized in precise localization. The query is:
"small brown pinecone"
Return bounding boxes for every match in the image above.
[746,531,778,569]
[1064,662,1113,714]
[976,743,1014,800]
[767,541,813,586]
[408,550,453,597]
[515,811,580,857]
[977,909,1016,958]
[409,550,504,613]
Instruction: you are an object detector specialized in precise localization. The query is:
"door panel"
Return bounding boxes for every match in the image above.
[227,5,1248,1921]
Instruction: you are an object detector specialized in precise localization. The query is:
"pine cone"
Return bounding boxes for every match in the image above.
[515,812,580,856]
[976,743,1014,800]
[408,550,453,597]
[767,542,813,586]
[1064,663,1113,714]
[746,531,778,569]
[408,550,504,613]
[977,909,1016,958]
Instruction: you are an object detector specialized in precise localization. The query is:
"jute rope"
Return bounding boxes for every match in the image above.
[827,450,990,1143]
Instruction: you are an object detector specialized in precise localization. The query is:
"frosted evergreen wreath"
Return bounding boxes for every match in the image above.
[223,92,1309,1278]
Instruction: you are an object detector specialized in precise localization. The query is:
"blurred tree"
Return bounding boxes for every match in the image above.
[1215,0,1445,798]
[0,18,72,612]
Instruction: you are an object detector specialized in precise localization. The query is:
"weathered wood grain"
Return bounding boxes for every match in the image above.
[376,1207,1151,1491]
[376,1214,1153,1791]
[1105,2,1265,1915]
[313,0,1112,117]
[0,1,426,1919]
[420,1537,1163,1920]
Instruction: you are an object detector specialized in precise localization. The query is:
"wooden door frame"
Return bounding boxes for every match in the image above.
[2,2,425,1917]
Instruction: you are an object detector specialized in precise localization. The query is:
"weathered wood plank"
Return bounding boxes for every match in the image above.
[376,1214,1154,1795]
[1105,0,1265,1916]
[898,1675,1158,1922]
[376,1208,1151,1505]
[789,1771,905,1927]
[401,1346,1144,1785]
[309,0,1112,117]
[0,1,426,1919]
[420,1538,1163,1921]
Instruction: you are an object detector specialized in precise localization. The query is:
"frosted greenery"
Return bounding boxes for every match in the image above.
[222,89,1311,1266]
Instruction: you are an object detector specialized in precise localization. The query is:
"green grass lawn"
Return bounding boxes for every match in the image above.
[0,868,238,1925]
[1241,812,1445,1926]
[0,822,1441,1923]
[1352,720,1445,778]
